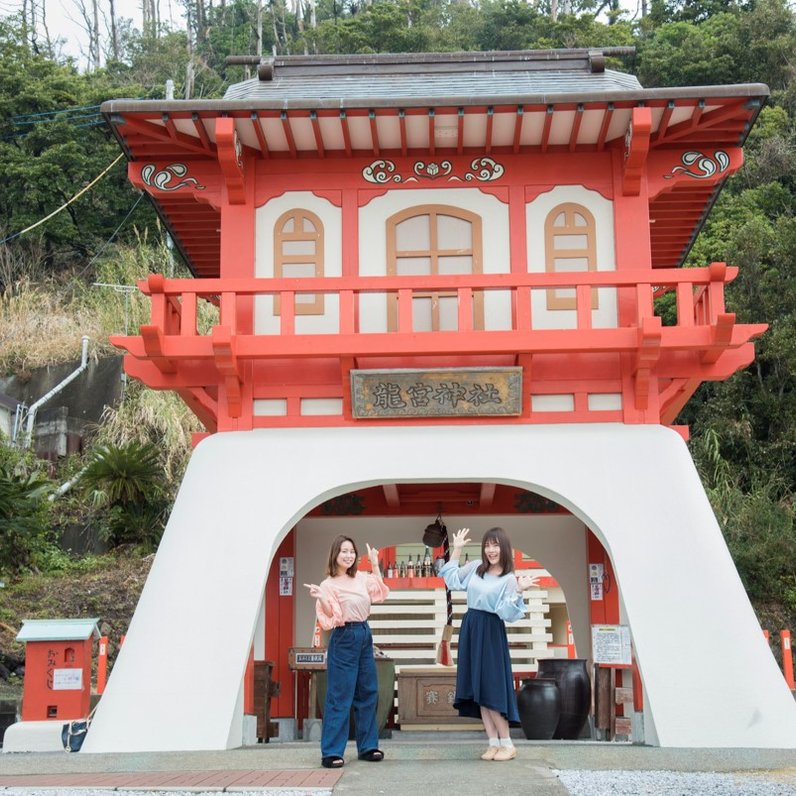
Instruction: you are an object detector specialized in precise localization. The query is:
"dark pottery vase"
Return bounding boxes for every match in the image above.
[516,677,561,740]
[536,658,591,740]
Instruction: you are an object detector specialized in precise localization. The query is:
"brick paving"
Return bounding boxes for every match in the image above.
[0,769,342,791]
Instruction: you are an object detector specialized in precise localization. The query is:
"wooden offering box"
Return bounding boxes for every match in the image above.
[397,666,479,729]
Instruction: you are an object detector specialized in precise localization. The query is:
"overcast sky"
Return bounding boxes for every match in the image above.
[0,0,182,66]
[1,0,642,70]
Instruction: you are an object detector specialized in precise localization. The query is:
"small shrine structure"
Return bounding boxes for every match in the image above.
[74,48,796,751]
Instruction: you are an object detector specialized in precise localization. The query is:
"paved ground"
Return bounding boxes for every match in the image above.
[1,736,796,795]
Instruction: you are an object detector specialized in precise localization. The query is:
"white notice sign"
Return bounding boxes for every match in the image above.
[280,557,295,577]
[591,625,632,665]
[53,668,83,690]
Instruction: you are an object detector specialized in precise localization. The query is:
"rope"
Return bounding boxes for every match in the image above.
[442,522,453,627]
[0,153,125,245]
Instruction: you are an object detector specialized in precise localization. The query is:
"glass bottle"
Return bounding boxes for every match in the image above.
[423,546,432,577]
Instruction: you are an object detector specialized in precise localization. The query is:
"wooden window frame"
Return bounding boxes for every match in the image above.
[544,202,598,311]
[386,204,484,332]
[273,209,324,315]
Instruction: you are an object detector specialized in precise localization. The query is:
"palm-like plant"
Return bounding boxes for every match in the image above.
[79,442,166,550]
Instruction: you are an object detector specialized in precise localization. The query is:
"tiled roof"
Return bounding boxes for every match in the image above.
[223,49,642,104]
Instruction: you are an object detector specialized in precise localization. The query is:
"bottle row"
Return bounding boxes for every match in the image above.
[376,549,470,579]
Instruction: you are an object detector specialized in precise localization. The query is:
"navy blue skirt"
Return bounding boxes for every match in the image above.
[454,608,520,724]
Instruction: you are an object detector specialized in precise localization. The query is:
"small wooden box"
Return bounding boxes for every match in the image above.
[397,666,479,727]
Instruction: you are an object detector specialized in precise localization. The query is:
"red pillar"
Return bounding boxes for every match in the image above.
[781,630,794,689]
[265,530,296,717]
[96,636,109,695]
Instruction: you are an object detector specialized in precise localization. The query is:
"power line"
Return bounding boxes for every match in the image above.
[77,193,146,280]
[11,103,102,120]
[12,112,103,127]
[0,153,125,245]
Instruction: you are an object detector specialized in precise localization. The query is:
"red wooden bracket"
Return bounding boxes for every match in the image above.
[177,387,218,433]
[211,324,242,417]
[634,315,662,410]
[622,107,652,196]
[215,117,246,205]
[701,312,736,364]
[140,324,177,374]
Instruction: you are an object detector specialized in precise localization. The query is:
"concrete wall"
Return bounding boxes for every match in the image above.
[80,424,796,752]
[0,356,123,454]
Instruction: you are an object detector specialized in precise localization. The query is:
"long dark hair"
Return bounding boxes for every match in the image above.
[326,535,358,578]
[476,527,514,578]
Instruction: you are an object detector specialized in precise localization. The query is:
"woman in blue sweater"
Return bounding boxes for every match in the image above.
[439,527,538,761]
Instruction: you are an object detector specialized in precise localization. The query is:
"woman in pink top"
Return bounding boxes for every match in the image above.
[305,535,389,769]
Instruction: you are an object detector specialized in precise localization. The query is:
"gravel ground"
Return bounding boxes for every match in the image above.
[555,769,796,795]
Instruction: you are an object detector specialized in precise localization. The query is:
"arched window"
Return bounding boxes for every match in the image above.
[273,209,324,315]
[386,205,483,331]
[544,203,597,311]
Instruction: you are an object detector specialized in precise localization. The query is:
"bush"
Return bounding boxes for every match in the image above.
[0,445,51,577]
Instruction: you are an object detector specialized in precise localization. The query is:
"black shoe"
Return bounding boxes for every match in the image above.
[358,749,384,762]
[321,756,345,768]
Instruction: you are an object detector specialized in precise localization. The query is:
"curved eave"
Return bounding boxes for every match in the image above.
[102,83,768,277]
[100,83,770,114]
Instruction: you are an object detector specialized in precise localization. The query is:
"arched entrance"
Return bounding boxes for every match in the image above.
[278,509,588,737]
[83,424,796,752]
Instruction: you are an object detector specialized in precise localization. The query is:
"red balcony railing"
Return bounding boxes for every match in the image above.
[120,262,752,360]
[110,262,766,431]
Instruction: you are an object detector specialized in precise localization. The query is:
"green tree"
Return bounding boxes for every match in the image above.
[0,18,147,268]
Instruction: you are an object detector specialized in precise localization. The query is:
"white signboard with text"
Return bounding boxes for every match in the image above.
[591,624,632,666]
[53,668,83,690]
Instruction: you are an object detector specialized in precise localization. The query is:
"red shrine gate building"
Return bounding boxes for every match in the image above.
[79,48,796,750]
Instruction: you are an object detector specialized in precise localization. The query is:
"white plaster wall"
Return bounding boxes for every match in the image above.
[526,186,617,329]
[254,192,342,335]
[295,515,588,653]
[358,188,512,332]
[82,424,796,752]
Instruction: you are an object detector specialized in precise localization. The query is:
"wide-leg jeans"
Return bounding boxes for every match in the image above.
[321,621,378,758]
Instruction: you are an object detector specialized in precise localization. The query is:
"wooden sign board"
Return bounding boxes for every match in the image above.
[288,647,327,670]
[351,367,522,419]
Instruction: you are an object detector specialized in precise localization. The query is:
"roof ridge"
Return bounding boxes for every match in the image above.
[224,47,637,80]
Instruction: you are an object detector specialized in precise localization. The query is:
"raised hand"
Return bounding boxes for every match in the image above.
[365,542,380,570]
[304,583,322,598]
[516,573,540,591]
[451,527,471,551]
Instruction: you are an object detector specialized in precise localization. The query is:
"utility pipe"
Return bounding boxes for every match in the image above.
[23,335,90,449]
[48,466,88,501]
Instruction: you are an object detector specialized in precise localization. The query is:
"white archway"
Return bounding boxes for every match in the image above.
[81,424,796,751]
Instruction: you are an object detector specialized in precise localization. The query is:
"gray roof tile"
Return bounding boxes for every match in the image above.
[223,50,642,105]
[224,68,642,103]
